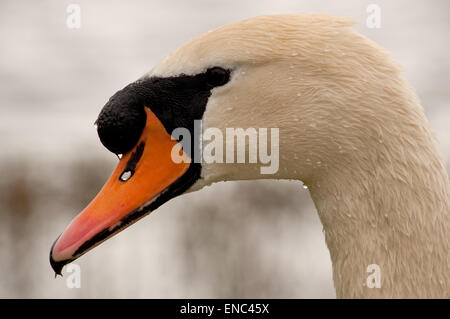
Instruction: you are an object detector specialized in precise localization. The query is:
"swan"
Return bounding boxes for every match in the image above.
[50,14,449,298]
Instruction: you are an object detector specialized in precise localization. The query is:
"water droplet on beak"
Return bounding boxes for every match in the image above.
[120,170,133,182]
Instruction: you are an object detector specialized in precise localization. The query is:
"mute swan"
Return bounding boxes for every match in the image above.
[50,14,449,298]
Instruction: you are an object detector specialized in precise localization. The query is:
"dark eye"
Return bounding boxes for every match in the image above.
[205,67,230,87]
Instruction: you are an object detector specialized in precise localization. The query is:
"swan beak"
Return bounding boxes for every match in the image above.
[50,108,190,275]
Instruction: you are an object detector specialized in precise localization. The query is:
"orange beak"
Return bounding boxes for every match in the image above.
[50,108,192,275]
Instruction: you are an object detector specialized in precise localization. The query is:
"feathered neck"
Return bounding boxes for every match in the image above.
[308,130,450,297]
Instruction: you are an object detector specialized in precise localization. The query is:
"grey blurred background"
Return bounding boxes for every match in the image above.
[0,0,449,298]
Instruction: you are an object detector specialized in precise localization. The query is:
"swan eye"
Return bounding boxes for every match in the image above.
[205,67,230,87]
[96,91,147,155]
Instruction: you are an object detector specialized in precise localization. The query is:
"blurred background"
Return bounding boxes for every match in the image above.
[0,0,449,298]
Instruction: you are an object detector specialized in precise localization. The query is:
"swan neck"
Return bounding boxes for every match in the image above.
[307,131,450,298]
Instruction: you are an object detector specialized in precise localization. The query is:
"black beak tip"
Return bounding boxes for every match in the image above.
[49,255,65,277]
[49,235,68,277]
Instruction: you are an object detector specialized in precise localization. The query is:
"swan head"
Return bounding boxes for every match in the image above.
[50,13,408,274]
